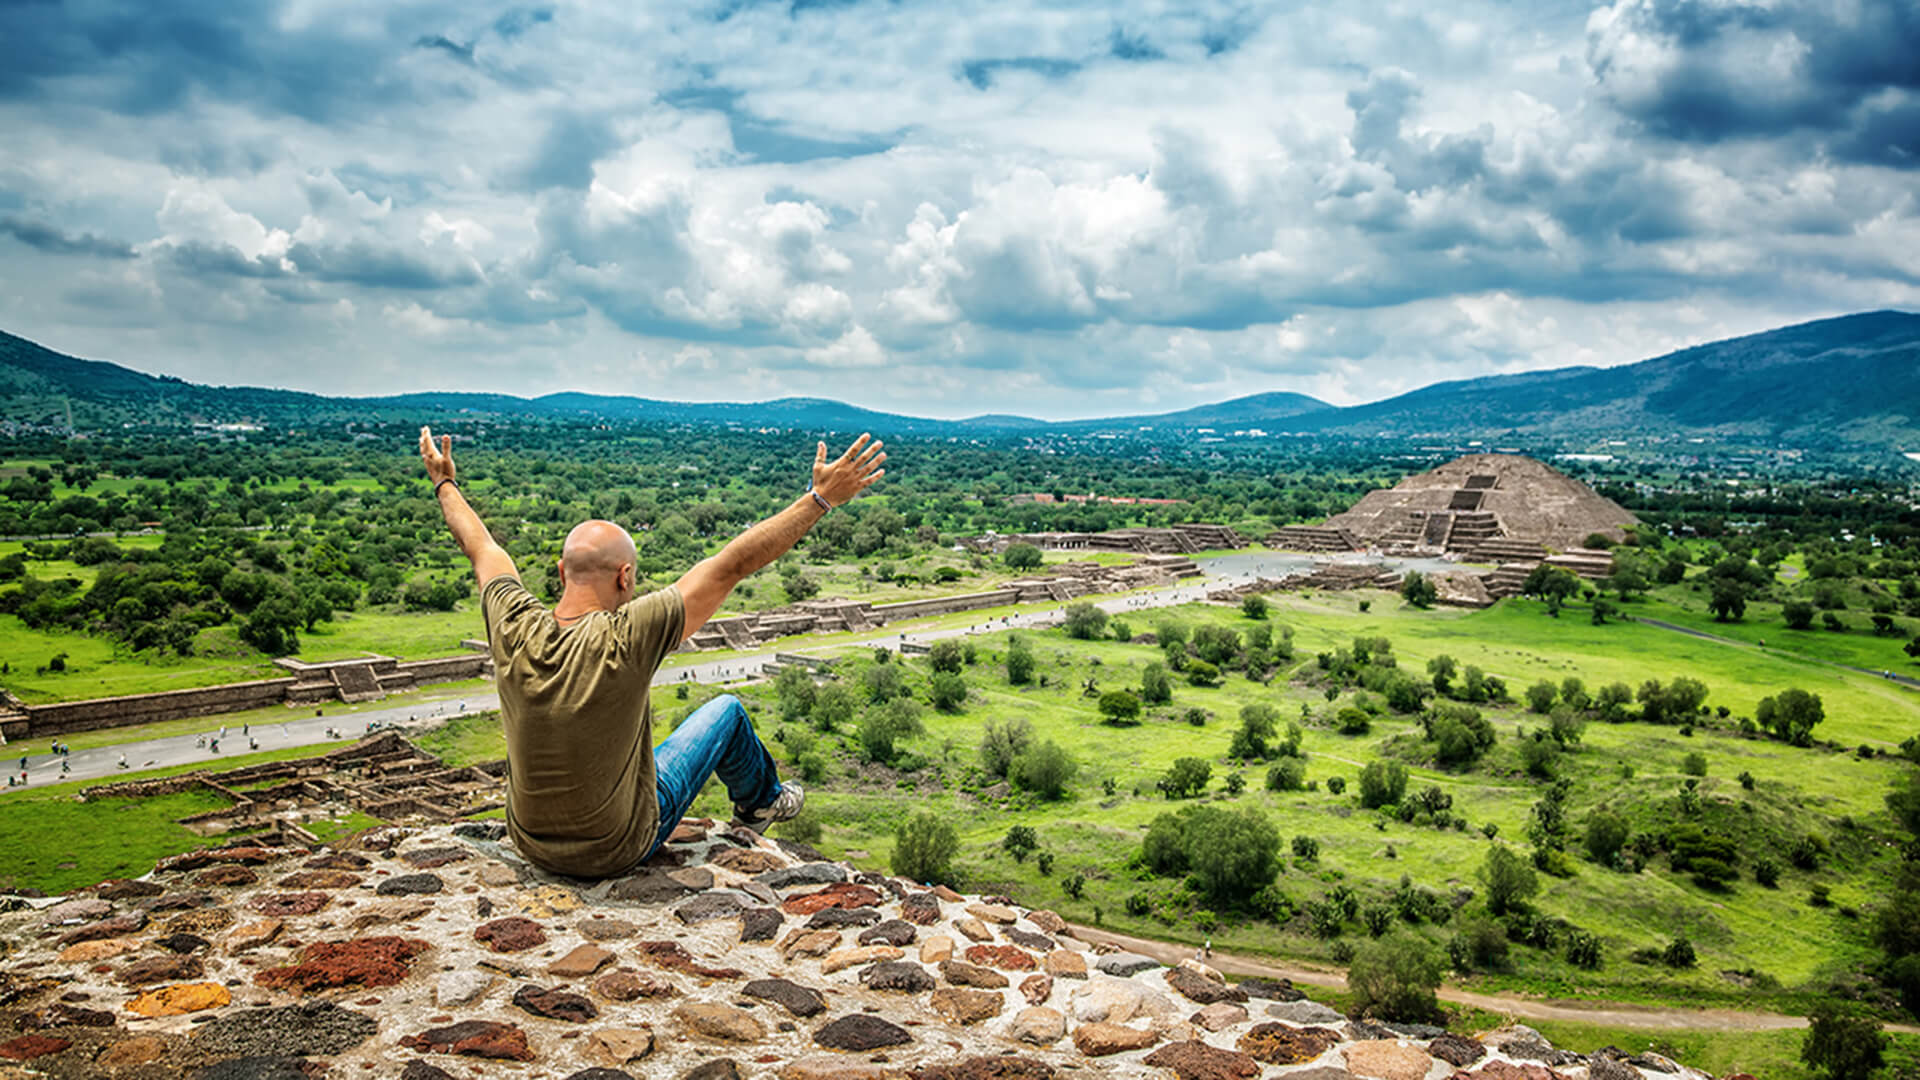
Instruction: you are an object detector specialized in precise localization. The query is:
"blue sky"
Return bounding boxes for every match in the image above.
[0,0,1915,418]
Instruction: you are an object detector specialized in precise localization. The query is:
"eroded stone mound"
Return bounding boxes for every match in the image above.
[0,822,1715,1079]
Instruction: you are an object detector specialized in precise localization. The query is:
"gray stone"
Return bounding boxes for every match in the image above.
[742,977,827,1018]
[677,1060,744,1080]
[400,1063,458,1080]
[860,961,935,992]
[191,1056,315,1080]
[610,867,700,903]
[756,863,846,889]
[675,893,746,925]
[190,1002,377,1058]
[1238,976,1303,1001]
[376,873,444,896]
[1427,1034,1486,1067]
[1267,1000,1347,1025]
[1588,1057,1642,1080]
[806,906,880,928]
[1093,951,1160,976]
[1004,928,1055,952]
[566,1071,636,1080]
[739,907,783,941]
[742,882,779,905]
[812,1014,911,1051]
[856,919,917,946]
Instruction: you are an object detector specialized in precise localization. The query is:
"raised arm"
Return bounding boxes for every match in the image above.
[675,433,886,641]
[419,425,518,589]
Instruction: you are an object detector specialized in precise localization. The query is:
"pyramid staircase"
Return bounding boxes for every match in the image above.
[1266,525,1362,552]
[329,663,386,704]
[1482,563,1538,599]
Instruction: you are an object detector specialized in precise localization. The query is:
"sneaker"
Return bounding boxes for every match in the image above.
[731,782,805,833]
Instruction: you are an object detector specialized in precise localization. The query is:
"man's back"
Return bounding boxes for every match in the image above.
[482,576,685,877]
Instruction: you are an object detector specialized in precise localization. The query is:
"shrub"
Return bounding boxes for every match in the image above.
[1140,662,1173,704]
[1241,594,1269,619]
[1140,805,1281,906]
[1002,825,1038,862]
[1266,758,1306,792]
[1564,929,1602,969]
[812,683,855,732]
[1757,688,1825,746]
[1358,760,1408,809]
[1400,571,1437,608]
[1337,706,1372,735]
[1062,602,1108,640]
[1363,902,1394,937]
[1185,659,1220,686]
[928,671,967,712]
[1526,681,1558,714]
[1682,751,1708,777]
[1783,600,1816,630]
[927,639,965,674]
[1801,1006,1887,1080]
[1098,689,1143,725]
[1003,543,1042,570]
[1062,873,1086,900]
[775,665,817,721]
[1754,857,1780,888]
[892,812,959,884]
[1291,834,1320,860]
[979,717,1034,779]
[1662,936,1697,968]
[1583,809,1630,866]
[1010,740,1078,800]
[1480,846,1539,916]
[1158,757,1212,799]
[782,813,823,845]
[1451,916,1510,971]
[1184,706,1208,726]
[1006,635,1035,685]
[1348,933,1445,1022]
[1225,771,1246,795]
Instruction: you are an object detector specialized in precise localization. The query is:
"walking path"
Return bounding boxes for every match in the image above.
[1072,924,1920,1034]
[1,558,1285,791]
[1634,617,1920,690]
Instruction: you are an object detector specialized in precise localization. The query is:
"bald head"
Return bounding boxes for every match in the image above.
[561,519,638,589]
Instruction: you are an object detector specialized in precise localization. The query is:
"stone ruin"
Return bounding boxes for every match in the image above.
[76,734,506,846]
[0,817,1730,1080]
[1315,455,1637,558]
[1259,456,1633,606]
[687,557,1201,652]
[980,523,1250,557]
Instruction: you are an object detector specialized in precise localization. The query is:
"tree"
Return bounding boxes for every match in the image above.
[1010,740,1078,799]
[857,698,924,764]
[1757,688,1825,746]
[1708,578,1748,621]
[1480,845,1539,916]
[1230,703,1279,759]
[1522,565,1580,608]
[1336,706,1372,735]
[927,639,965,674]
[1348,933,1445,1023]
[1062,602,1108,640]
[979,717,1034,778]
[892,812,959,884]
[1266,758,1306,792]
[1784,600,1816,630]
[1158,757,1212,799]
[1097,689,1142,725]
[1525,681,1558,714]
[1006,635,1034,685]
[1141,805,1280,906]
[1358,760,1407,809]
[1427,654,1457,696]
[929,671,968,712]
[812,683,855,732]
[1583,809,1630,865]
[775,665,816,722]
[1140,661,1173,705]
[1002,543,1042,570]
[1400,571,1437,609]
[1241,594,1269,620]
[1801,1007,1886,1080]
[864,661,906,703]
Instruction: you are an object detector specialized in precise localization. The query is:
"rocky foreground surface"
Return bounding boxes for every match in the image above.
[0,820,1725,1079]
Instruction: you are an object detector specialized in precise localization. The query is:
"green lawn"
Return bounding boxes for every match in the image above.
[1633,589,1919,675]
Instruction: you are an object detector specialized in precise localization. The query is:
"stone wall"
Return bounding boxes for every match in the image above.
[20,652,492,740]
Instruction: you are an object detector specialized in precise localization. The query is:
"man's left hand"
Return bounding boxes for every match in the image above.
[419,426,456,486]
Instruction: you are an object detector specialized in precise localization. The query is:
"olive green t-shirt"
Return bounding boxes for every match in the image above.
[481,575,685,878]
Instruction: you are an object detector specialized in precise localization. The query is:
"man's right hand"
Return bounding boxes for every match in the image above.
[812,434,886,507]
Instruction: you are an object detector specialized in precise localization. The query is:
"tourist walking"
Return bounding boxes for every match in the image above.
[420,424,883,877]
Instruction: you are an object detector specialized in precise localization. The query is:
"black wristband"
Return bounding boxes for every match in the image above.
[434,478,459,497]
[807,487,832,512]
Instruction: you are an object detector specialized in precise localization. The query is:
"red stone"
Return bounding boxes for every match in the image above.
[195,865,259,887]
[635,940,744,979]
[57,913,146,945]
[0,1035,70,1061]
[279,870,362,890]
[779,882,884,915]
[1453,1064,1563,1080]
[474,917,547,954]
[963,945,1036,971]
[256,936,429,993]
[1143,1041,1262,1080]
[400,1020,534,1062]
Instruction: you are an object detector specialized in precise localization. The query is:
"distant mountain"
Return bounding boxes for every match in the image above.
[1286,311,1920,448]
[1,311,1915,450]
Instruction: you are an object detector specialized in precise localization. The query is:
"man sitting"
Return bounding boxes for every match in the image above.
[420,425,884,878]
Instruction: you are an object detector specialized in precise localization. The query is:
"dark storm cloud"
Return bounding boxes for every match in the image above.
[1591,0,1920,166]
[285,241,481,290]
[0,217,135,258]
[414,34,476,64]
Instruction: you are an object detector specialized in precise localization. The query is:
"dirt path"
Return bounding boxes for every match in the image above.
[1069,924,1920,1034]
[1633,617,1920,690]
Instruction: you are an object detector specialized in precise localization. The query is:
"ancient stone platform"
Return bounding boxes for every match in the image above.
[0,821,1716,1079]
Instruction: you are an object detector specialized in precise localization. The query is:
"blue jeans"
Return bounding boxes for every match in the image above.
[648,694,783,857]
